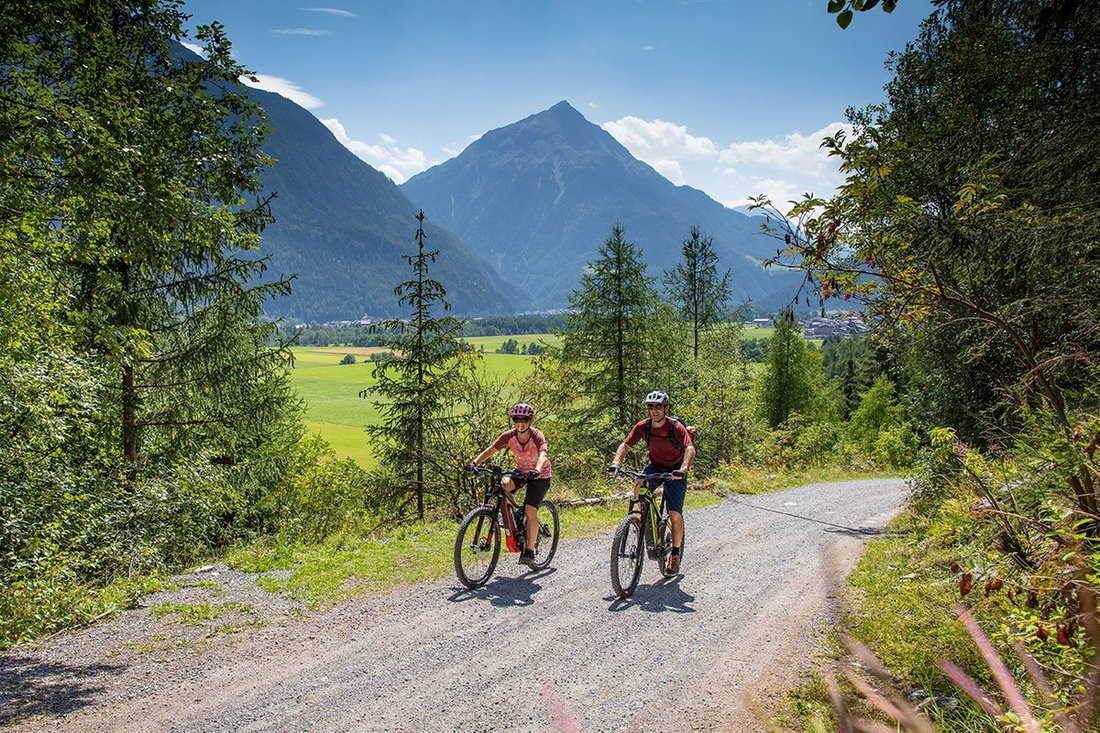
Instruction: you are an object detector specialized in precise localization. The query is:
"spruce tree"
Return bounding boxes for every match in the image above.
[364,211,465,519]
[562,223,673,429]
[0,0,303,606]
[1,1,299,475]
[662,225,733,359]
[758,308,820,427]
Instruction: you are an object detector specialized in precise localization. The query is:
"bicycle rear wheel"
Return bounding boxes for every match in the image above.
[610,515,644,599]
[454,506,501,589]
[657,516,685,577]
[529,500,560,570]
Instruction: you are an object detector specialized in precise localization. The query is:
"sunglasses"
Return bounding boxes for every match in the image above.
[512,416,531,422]
[646,404,665,409]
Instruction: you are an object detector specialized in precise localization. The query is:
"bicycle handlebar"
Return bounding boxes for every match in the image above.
[466,464,536,482]
[467,464,503,477]
[609,468,682,482]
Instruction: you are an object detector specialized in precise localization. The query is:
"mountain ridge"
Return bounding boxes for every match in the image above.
[403,100,801,311]
[250,87,519,321]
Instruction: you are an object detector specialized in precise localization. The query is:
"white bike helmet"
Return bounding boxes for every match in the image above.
[644,390,670,406]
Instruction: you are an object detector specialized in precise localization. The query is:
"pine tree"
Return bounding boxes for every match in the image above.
[662,226,733,359]
[758,308,821,427]
[1,1,299,477]
[562,223,674,429]
[364,211,465,519]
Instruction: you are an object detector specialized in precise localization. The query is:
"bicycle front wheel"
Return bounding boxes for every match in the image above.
[529,500,560,570]
[454,506,501,589]
[610,515,644,599]
[657,516,685,577]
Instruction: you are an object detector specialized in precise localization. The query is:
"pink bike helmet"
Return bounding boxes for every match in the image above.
[509,402,535,420]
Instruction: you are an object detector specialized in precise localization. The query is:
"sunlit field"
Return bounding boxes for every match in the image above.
[461,333,561,352]
[288,345,543,467]
[289,327,805,467]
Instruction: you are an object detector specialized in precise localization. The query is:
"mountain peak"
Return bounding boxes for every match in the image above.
[402,101,797,310]
[473,99,628,161]
[545,99,583,119]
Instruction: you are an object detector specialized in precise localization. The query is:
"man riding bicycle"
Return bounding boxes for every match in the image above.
[468,402,551,567]
[609,390,695,573]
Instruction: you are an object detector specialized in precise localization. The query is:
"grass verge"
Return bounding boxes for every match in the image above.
[224,469,886,612]
[777,507,996,731]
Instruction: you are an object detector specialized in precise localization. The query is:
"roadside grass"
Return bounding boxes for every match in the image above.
[778,508,994,731]
[0,574,165,651]
[223,468,886,612]
[229,521,460,607]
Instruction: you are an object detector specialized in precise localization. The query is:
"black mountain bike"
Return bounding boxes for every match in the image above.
[454,465,560,589]
[609,468,685,599]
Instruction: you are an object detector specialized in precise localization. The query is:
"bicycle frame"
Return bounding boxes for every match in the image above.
[617,470,676,561]
[469,465,528,553]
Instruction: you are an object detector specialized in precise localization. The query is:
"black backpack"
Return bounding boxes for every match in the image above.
[644,417,696,459]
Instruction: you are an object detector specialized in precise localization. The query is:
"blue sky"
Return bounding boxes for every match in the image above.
[182,0,933,209]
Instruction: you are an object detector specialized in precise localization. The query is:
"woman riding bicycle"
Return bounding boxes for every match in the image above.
[468,402,552,567]
[609,390,695,573]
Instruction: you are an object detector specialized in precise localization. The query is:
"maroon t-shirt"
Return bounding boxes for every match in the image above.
[625,418,692,470]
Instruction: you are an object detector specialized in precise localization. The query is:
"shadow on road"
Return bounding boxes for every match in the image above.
[824,526,883,538]
[447,567,557,607]
[606,577,696,614]
[0,654,125,726]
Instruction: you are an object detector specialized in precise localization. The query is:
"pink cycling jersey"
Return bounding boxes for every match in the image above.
[491,427,552,478]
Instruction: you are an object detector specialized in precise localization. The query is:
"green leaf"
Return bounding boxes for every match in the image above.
[837,9,854,28]
[827,0,845,13]
[863,0,880,9]
[882,0,897,11]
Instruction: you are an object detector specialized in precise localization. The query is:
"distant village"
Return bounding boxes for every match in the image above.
[300,313,870,339]
[744,314,869,338]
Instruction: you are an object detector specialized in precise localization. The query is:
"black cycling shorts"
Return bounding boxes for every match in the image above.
[522,477,551,508]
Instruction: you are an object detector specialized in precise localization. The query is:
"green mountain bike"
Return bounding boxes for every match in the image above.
[609,468,684,599]
[454,465,560,589]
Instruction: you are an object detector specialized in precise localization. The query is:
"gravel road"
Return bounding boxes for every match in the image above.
[1,478,908,733]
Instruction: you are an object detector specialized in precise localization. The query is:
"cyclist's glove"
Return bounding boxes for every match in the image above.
[524,469,541,480]
[465,462,478,472]
[608,464,620,476]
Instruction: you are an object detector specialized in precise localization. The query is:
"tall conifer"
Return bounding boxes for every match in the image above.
[662,225,732,359]
[562,223,674,430]
[365,211,465,519]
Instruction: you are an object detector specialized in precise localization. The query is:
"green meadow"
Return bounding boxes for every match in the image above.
[288,345,542,467]
[289,327,784,467]
[461,333,561,352]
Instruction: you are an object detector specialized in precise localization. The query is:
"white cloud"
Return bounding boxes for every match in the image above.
[303,7,357,17]
[321,118,431,183]
[717,122,852,207]
[272,27,333,36]
[602,116,718,160]
[718,122,849,176]
[650,159,685,185]
[603,113,850,208]
[240,74,325,110]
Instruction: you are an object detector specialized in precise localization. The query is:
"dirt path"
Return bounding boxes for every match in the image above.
[0,478,908,733]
